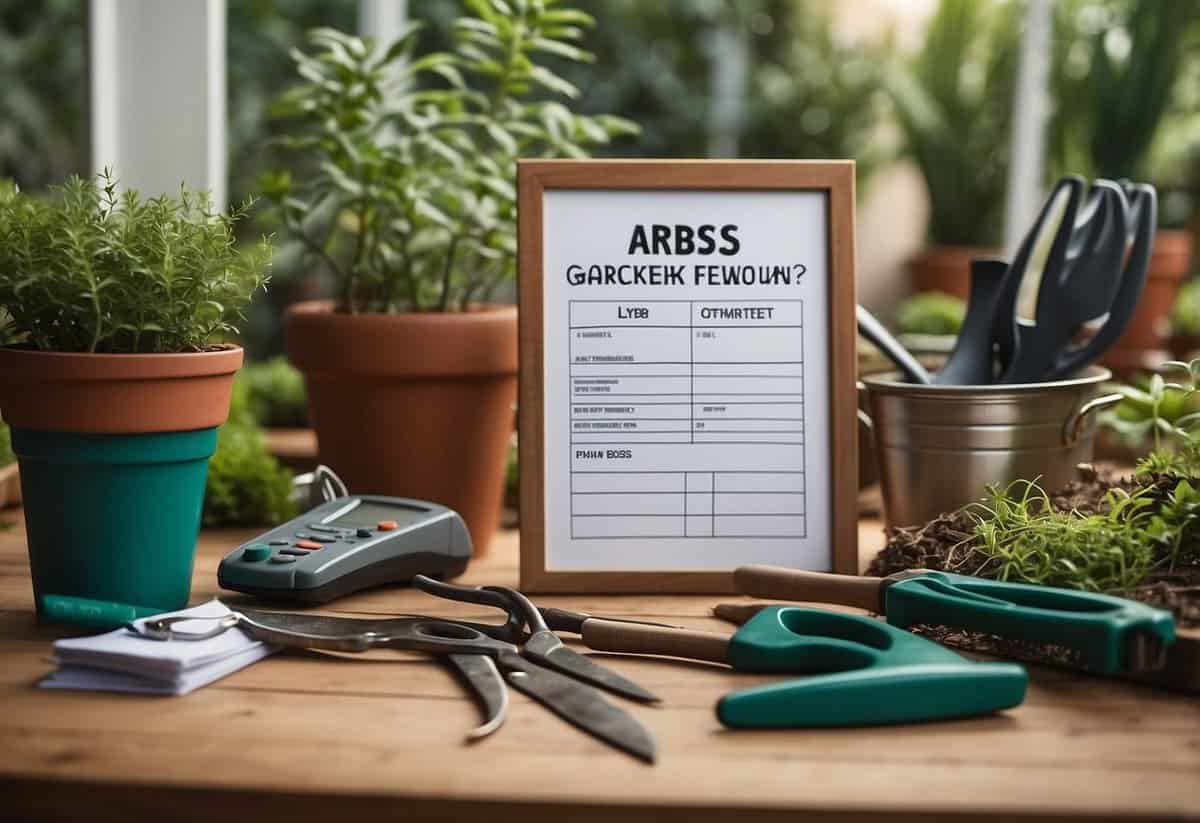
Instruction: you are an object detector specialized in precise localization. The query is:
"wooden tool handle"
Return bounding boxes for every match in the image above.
[733,565,884,612]
[581,619,731,664]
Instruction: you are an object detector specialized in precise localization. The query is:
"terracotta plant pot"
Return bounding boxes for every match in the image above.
[286,301,517,554]
[0,346,242,613]
[907,246,998,300]
[1105,229,1195,375]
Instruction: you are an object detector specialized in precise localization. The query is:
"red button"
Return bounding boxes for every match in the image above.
[295,540,323,550]
[377,520,398,531]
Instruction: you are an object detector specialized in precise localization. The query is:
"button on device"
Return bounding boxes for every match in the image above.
[269,539,290,546]
[280,548,311,556]
[308,524,338,534]
[311,535,337,544]
[295,539,323,550]
[377,520,398,531]
[241,544,271,562]
[270,555,297,564]
[294,532,312,540]
[356,528,373,538]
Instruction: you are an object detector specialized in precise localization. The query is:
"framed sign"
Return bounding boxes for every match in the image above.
[518,160,857,592]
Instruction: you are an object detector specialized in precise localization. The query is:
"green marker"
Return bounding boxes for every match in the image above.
[40,594,163,630]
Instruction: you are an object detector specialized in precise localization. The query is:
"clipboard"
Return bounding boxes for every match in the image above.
[518,160,857,592]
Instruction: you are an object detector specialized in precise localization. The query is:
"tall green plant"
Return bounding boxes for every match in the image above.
[740,2,890,182]
[889,0,1019,247]
[1050,0,1200,182]
[0,172,270,353]
[263,0,638,314]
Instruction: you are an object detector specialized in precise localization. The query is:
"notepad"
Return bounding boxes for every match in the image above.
[40,599,277,696]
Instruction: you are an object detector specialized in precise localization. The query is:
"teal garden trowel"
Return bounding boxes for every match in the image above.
[733,565,1176,675]
[567,605,1028,728]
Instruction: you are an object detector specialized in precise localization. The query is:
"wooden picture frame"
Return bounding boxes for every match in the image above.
[518,160,857,593]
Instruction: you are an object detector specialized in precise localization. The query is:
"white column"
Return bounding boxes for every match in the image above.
[707,22,747,158]
[1003,0,1052,255]
[89,0,227,206]
[359,0,409,44]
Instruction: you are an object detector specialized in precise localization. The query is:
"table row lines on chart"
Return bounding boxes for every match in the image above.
[572,471,805,493]
[573,375,802,397]
[574,419,801,433]
[570,299,804,327]
[572,433,804,444]
[572,491,805,516]
[572,327,803,363]
[573,402,804,419]
[570,362,805,377]
[571,514,806,539]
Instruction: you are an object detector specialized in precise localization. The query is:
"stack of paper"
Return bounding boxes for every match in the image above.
[41,599,277,696]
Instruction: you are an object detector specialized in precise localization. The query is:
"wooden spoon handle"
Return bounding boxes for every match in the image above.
[580,619,731,664]
[733,565,885,613]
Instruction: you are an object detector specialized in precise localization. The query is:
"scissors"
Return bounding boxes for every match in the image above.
[136,590,660,762]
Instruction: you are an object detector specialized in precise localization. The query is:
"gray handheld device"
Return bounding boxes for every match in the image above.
[217,496,472,604]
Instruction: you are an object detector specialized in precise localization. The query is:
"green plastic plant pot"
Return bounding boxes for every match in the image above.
[14,427,218,614]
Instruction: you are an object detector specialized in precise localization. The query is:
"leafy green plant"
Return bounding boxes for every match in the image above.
[739,3,890,185]
[232,357,308,428]
[1102,369,1200,450]
[0,172,271,353]
[202,422,298,527]
[889,0,1019,247]
[263,1,638,314]
[1170,279,1200,337]
[0,1,86,192]
[896,291,965,336]
[965,479,1161,591]
[1050,0,1200,184]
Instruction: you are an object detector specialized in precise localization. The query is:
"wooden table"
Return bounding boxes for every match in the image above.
[1,514,1198,822]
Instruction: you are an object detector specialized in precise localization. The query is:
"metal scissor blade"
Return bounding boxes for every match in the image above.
[501,652,656,763]
[524,631,660,704]
[444,653,508,740]
[237,608,415,636]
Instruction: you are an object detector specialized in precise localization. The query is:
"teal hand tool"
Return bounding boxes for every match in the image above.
[40,594,163,630]
[564,605,1027,728]
[734,565,1176,675]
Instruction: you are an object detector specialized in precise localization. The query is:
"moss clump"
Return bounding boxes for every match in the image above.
[203,422,297,527]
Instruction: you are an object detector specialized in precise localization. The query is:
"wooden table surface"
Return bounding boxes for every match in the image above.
[1,513,1198,822]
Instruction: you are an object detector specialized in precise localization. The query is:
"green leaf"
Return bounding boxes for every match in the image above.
[484,122,518,155]
[528,37,593,62]
[529,66,579,98]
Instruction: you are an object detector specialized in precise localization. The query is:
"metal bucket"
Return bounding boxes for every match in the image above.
[860,366,1121,528]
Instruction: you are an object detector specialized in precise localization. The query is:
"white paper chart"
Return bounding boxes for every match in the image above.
[542,189,831,571]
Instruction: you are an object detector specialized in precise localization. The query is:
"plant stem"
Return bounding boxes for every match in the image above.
[438,237,459,312]
[285,214,347,298]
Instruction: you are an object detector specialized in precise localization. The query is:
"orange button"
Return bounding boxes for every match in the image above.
[295,540,323,550]
[377,520,398,531]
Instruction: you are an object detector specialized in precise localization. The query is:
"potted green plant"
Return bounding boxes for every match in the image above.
[1050,0,1200,366]
[890,0,1018,299]
[264,3,637,552]
[1169,279,1200,360]
[0,173,269,613]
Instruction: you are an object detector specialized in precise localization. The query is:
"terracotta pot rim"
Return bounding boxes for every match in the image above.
[0,345,242,433]
[287,300,516,323]
[0,344,244,381]
[286,300,518,378]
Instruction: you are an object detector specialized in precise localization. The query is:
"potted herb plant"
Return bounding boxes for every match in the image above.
[264,3,637,551]
[890,0,1018,299]
[1050,0,1200,366]
[0,173,269,613]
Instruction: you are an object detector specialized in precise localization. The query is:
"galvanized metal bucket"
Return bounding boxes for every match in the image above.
[860,366,1121,528]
